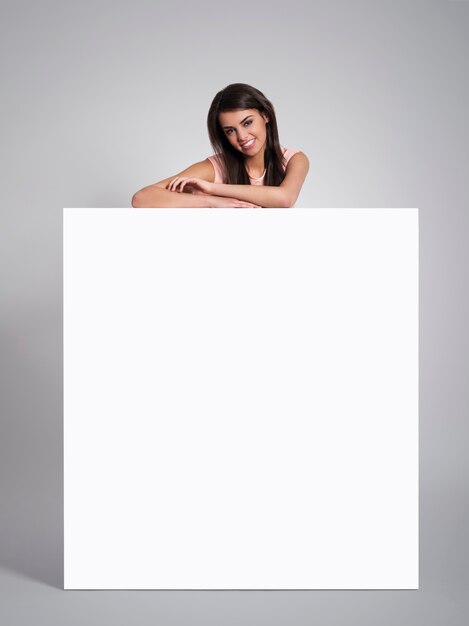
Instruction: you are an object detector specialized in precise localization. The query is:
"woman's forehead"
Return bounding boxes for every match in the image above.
[218,109,260,125]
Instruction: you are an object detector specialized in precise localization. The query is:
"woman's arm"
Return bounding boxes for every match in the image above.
[132,188,260,208]
[133,190,261,208]
[211,183,289,208]
[213,152,310,208]
[132,159,258,208]
[169,152,310,208]
[132,186,212,208]
[131,159,214,207]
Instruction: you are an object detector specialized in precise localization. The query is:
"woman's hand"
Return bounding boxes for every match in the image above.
[165,177,261,207]
[204,194,261,208]
[167,177,214,195]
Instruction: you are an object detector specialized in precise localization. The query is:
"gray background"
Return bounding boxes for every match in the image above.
[0,0,468,623]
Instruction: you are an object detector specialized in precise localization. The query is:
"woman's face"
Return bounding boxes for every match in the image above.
[218,108,269,157]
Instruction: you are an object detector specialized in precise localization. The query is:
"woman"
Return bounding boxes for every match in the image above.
[131,83,309,208]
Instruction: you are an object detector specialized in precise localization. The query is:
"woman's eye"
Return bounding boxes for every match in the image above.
[226,120,252,135]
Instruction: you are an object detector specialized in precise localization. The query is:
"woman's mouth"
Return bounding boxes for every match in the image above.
[240,138,255,150]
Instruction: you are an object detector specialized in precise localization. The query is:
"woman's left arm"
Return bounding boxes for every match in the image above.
[169,152,310,208]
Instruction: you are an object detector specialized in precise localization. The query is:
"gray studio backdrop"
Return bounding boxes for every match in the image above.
[1,0,468,624]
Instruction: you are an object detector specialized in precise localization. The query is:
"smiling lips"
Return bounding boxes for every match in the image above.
[240,138,255,149]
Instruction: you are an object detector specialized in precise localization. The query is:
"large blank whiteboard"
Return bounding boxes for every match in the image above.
[64,208,418,589]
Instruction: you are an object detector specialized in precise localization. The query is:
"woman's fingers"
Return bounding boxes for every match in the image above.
[167,177,184,192]
[166,180,260,206]
[167,177,195,193]
[205,195,262,208]
[229,199,259,208]
[165,179,258,205]
[231,199,260,207]
[179,179,192,192]
[180,179,199,193]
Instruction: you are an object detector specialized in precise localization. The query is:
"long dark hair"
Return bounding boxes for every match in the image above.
[207,83,286,186]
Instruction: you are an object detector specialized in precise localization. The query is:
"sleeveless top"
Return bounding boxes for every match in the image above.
[207,146,301,186]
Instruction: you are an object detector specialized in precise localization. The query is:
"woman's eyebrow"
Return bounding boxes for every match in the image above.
[222,115,253,129]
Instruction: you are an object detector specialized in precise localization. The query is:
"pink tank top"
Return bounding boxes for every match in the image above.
[207,146,300,186]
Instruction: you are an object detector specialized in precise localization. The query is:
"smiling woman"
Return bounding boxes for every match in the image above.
[131,83,309,208]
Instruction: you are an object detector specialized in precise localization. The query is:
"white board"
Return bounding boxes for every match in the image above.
[64,208,418,589]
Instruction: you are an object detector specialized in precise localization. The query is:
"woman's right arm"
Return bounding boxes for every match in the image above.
[131,159,259,208]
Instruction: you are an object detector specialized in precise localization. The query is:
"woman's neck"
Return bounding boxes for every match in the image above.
[244,150,266,178]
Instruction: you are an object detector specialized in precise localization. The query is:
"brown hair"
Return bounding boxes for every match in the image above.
[207,83,286,186]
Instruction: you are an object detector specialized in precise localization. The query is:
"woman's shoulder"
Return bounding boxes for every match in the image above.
[281,146,303,157]
[206,153,226,183]
[281,146,305,168]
